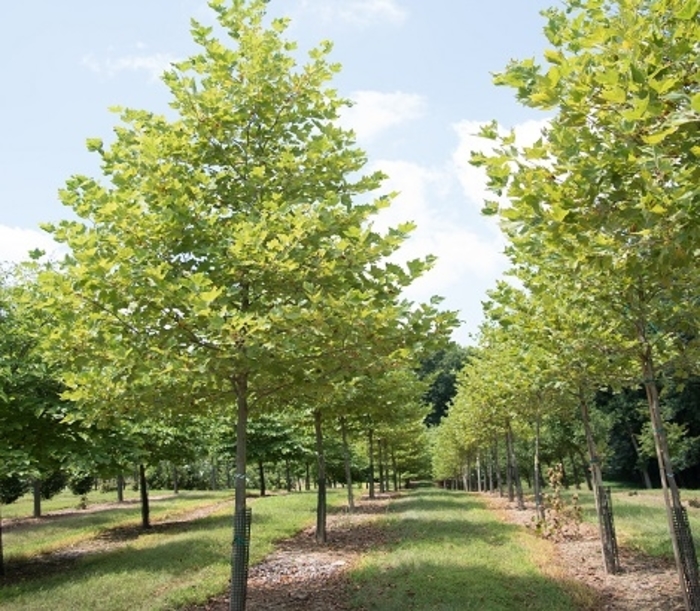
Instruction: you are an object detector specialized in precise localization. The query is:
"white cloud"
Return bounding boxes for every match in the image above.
[452,118,550,210]
[372,160,507,297]
[340,90,426,141]
[301,0,407,26]
[369,158,509,342]
[82,51,177,81]
[0,226,65,264]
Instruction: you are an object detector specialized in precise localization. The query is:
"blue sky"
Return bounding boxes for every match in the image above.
[0,0,552,343]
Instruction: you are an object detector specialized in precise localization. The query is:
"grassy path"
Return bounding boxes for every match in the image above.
[347,488,593,611]
[0,487,602,610]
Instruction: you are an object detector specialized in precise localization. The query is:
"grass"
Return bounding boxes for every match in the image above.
[0,489,346,611]
[348,488,597,611]
[556,486,700,559]
[4,484,694,610]
[1,486,164,520]
[2,489,233,560]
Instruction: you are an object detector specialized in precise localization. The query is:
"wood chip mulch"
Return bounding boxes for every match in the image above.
[186,494,397,611]
[485,494,686,610]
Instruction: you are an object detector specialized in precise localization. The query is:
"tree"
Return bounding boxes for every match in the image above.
[474,0,700,604]
[419,342,471,426]
[38,1,455,608]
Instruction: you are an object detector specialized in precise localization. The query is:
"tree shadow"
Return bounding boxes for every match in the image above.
[349,561,599,610]
[0,509,234,589]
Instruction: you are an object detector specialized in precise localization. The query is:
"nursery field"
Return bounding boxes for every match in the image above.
[1,486,698,610]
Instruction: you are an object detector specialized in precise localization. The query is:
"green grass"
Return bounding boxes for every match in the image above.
[1,486,167,521]
[0,489,345,611]
[564,486,700,559]
[348,488,596,611]
[2,490,233,560]
[6,484,691,610]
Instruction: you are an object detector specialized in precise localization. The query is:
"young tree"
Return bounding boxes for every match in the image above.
[38,1,455,607]
[474,0,700,604]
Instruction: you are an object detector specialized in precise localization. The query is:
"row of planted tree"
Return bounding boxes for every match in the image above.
[0,1,459,608]
[434,0,700,609]
[0,257,443,578]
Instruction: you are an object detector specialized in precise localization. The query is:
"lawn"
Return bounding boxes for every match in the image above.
[567,486,700,559]
[348,488,596,611]
[2,484,694,610]
[0,489,344,611]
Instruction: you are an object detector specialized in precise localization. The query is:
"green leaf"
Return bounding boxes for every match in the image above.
[200,287,223,303]
[642,125,679,145]
[543,49,563,65]
[600,87,626,104]
[620,95,649,121]
[691,92,700,113]
[677,0,699,20]
[550,206,569,222]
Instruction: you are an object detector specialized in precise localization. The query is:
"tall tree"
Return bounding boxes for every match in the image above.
[38,1,454,608]
[419,342,471,426]
[474,0,700,604]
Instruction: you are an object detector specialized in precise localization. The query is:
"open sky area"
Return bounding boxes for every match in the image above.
[0,0,554,344]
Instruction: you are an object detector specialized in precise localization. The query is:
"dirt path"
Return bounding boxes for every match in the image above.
[486,494,685,610]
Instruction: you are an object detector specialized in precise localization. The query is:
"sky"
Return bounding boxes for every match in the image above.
[0,0,554,344]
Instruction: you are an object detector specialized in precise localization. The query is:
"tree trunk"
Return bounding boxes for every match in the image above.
[391,449,398,492]
[378,438,385,494]
[117,472,125,502]
[505,431,514,502]
[32,479,42,519]
[258,460,266,497]
[210,456,218,491]
[569,451,581,490]
[576,447,593,490]
[507,424,524,509]
[628,430,654,489]
[172,464,179,495]
[340,417,355,512]
[495,438,503,497]
[382,439,391,493]
[368,428,376,500]
[285,459,292,492]
[314,409,327,544]
[534,413,544,521]
[477,453,483,493]
[230,371,250,611]
[305,462,311,491]
[580,389,618,574]
[138,463,150,529]
[640,342,697,611]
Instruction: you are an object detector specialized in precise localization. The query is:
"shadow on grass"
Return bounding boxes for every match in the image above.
[0,535,227,605]
[350,561,594,611]
[386,493,484,515]
[347,489,598,611]
[3,493,231,536]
